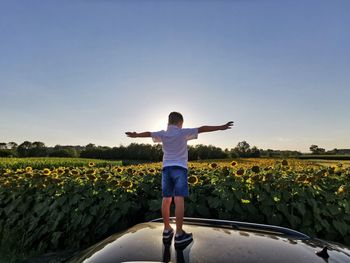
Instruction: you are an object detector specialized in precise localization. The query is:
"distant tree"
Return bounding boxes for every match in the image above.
[310,145,325,154]
[0,142,17,157]
[7,142,18,149]
[310,145,318,154]
[16,141,47,157]
[188,146,198,160]
[250,146,261,158]
[237,141,250,153]
[49,149,76,157]
[232,141,251,157]
[29,141,47,157]
[49,145,78,157]
[32,141,45,148]
[0,150,13,157]
[260,149,271,157]
[17,141,33,157]
[327,148,339,155]
[0,143,7,150]
[86,143,96,149]
[108,145,126,160]
[229,150,239,158]
[80,148,102,159]
[194,144,227,160]
[318,148,326,154]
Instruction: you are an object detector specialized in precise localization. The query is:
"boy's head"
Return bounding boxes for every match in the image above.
[168,112,183,128]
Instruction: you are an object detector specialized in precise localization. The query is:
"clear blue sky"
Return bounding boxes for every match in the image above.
[1,0,349,152]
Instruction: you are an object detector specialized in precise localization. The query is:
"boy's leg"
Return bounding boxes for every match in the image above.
[172,166,189,235]
[162,197,173,230]
[161,167,174,231]
[174,196,184,234]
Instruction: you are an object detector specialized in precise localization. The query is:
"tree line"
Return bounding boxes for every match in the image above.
[308,145,350,155]
[0,140,305,160]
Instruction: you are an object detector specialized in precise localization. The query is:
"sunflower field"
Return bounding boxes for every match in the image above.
[0,158,349,261]
[0,157,122,170]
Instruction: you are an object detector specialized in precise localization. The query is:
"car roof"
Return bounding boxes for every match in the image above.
[67,218,350,263]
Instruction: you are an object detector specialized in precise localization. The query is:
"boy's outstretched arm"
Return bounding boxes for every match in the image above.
[198,121,234,134]
[125,131,151,138]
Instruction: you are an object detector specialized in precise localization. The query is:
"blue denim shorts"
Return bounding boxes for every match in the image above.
[162,166,188,197]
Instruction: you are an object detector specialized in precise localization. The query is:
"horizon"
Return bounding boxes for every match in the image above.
[2,139,348,154]
[1,0,349,152]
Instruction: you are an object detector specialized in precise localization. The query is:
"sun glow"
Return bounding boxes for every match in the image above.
[151,116,168,132]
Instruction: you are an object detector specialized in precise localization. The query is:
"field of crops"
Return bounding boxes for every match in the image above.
[0,158,349,262]
[0,157,122,170]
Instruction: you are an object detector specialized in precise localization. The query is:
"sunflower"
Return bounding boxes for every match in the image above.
[25,166,33,173]
[337,185,345,194]
[188,175,199,185]
[281,160,288,166]
[88,162,95,167]
[87,174,96,181]
[107,178,119,187]
[121,180,133,189]
[57,168,65,175]
[100,173,110,180]
[230,161,237,167]
[251,165,260,173]
[43,168,51,176]
[221,166,230,176]
[3,180,10,186]
[86,169,96,175]
[209,163,218,169]
[114,167,123,174]
[148,168,156,174]
[334,167,342,176]
[236,168,245,176]
[70,169,79,176]
[126,168,134,174]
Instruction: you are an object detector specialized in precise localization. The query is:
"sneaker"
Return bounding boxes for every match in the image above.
[163,228,174,240]
[174,230,193,244]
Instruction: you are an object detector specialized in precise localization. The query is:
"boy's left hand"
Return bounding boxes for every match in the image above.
[125,132,138,138]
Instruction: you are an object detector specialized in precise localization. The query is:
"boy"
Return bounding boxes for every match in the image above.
[125,112,233,245]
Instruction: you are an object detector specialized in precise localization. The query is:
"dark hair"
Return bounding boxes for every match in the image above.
[168,112,183,125]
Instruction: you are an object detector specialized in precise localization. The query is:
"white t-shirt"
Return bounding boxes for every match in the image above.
[151,125,198,169]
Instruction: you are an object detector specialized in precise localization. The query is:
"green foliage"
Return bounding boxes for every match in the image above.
[0,149,16,157]
[188,144,228,160]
